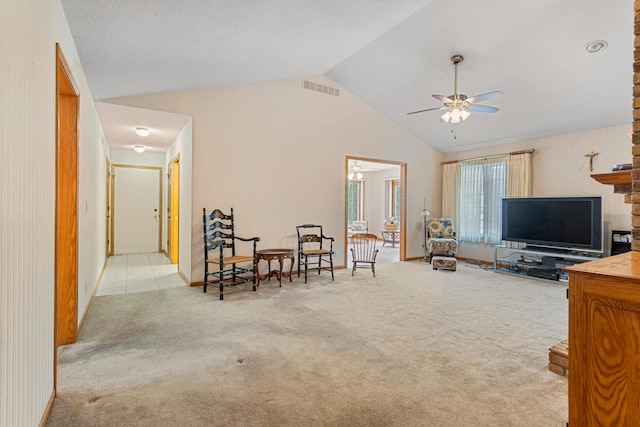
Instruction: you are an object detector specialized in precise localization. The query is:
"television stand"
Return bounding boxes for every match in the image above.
[493,245,602,283]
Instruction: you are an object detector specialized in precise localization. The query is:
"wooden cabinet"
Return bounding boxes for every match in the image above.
[566,251,640,425]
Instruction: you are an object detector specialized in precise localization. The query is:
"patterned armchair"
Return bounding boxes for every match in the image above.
[426,218,458,263]
[348,220,368,238]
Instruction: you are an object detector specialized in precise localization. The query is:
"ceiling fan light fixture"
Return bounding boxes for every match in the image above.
[407,54,502,124]
[349,162,363,180]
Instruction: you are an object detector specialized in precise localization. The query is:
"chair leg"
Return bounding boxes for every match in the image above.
[352,263,356,276]
[330,255,334,281]
[317,256,321,275]
[252,259,257,291]
[304,256,308,284]
[219,271,224,300]
[372,263,375,278]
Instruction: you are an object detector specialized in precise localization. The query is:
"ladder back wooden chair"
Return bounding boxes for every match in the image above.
[350,233,379,277]
[296,224,334,284]
[203,207,260,300]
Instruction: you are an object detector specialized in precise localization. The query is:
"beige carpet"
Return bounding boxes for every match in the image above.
[47,261,568,426]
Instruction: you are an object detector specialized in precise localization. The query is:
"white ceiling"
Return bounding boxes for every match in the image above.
[61,0,634,153]
[95,102,191,153]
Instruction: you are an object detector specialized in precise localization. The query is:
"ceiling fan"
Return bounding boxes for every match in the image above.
[407,55,502,123]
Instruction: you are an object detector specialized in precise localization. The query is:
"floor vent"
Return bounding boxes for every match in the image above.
[302,79,340,97]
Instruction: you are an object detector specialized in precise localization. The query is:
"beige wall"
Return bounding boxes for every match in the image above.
[443,124,632,262]
[107,76,443,279]
[1,0,107,424]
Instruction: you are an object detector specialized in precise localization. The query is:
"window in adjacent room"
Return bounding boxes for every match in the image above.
[347,180,363,223]
[391,179,401,220]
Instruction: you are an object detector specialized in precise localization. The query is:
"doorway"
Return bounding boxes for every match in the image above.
[345,157,407,267]
[167,155,180,264]
[111,165,162,254]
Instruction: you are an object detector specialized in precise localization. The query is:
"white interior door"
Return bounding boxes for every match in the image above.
[113,166,161,254]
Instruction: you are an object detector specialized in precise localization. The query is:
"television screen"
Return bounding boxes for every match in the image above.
[501,196,603,253]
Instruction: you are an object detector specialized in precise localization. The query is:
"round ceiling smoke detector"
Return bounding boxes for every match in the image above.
[585,40,608,54]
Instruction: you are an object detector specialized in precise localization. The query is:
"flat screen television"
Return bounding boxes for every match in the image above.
[501,196,603,253]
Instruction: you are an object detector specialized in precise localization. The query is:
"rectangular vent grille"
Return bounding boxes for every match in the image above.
[302,79,340,97]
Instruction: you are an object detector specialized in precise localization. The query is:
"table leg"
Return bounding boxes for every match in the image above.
[277,255,284,286]
[288,254,294,282]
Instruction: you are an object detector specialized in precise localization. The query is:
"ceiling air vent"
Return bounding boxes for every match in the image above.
[302,79,340,97]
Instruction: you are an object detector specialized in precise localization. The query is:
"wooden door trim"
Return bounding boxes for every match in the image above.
[168,154,180,264]
[344,156,407,265]
[55,44,79,391]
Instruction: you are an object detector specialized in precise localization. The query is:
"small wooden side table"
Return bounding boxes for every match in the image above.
[381,230,400,247]
[256,248,295,286]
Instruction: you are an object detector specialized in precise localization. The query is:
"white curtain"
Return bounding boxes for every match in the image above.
[506,152,532,197]
[457,157,506,244]
[504,152,532,247]
[442,162,459,223]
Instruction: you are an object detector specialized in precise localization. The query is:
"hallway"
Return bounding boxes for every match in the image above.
[97,253,187,295]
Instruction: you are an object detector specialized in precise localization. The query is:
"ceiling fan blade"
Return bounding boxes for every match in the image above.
[466,91,503,104]
[407,107,446,116]
[467,104,499,113]
[432,94,453,103]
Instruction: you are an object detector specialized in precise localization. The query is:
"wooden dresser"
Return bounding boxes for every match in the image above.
[566,251,640,425]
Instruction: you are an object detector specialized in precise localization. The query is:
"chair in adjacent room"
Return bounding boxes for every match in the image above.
[350,233,379,277]
[347,220,369,238]
[296,224,335,284]
[426,217,458,263]
[203,207,260,300]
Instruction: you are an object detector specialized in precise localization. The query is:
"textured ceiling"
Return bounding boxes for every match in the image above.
[61,0,634,153]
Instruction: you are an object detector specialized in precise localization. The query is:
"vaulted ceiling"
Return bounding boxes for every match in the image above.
[61,0,633,153]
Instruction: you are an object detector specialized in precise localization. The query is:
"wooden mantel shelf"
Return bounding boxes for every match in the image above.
[591,170,631,186]
[591,170,632,202]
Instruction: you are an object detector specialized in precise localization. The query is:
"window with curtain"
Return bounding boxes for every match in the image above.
[347,180,363,223]
[392,179,401,219]
[456,158,506,244]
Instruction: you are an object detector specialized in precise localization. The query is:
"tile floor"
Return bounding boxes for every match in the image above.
[97,252,187,296]
[98,246,400,296]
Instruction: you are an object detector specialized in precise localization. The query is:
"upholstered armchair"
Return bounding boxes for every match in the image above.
[347,220,368,238]
[426,218,458,263]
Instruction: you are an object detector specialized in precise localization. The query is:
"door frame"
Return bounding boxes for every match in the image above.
[106,157,111,257]
[167,155,180,264]
[344,156,407,265]
[110,164,163,254]
[55,44,79,388]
